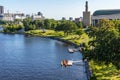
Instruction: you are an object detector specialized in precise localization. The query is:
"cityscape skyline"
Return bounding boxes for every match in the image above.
[0,0,120,20]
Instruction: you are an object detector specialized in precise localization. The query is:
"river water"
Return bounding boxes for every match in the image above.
[0,33,87,80]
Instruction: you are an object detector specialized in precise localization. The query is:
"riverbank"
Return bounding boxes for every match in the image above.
[90,60,120,80]
[1,29,120,80]
[23,30,120,80]
[0,30,91,79]
[25,30,89,46]
[25,30,92,80]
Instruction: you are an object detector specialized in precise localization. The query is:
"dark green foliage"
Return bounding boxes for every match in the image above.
[44,19,51,29]
[3,23,23,33]
[23,18,37,31]
[76,29,84,36]
[75,22,83,28]
[22,18,79,33]
[86,19,120,69]
[55,21,77,35]
[44,19,58,29]
[23,18,58,31]
[0,20,8,25]
[32,20,44,29]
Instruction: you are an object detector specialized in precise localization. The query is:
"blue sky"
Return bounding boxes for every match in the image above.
[0,0,120,20]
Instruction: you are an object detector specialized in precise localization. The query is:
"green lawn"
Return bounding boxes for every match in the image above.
[90,60,120,80]
[25,29,89,46]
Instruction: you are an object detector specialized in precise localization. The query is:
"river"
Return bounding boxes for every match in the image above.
[0,33,87,80]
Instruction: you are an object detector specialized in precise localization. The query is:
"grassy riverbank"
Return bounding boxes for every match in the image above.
[90,60,120,80]
[1,29,120,80]
[1,28,120,80]
[25,30,89,46]
[2,18,120,80]
[25,29,120,80]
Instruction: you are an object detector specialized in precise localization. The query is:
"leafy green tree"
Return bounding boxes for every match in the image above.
[33,20,44,29]
[112,20,120,32]
[3,23,23,33]
[44,19,58,29]
[23,18,32,31]
[23,18,37,31]
[44,19,51,29]
[55,21,77,35]
[97,19,115,27]
[50,20,58,29]
[87,19,120,68]
[76,29,84,36]
[75,22,83,28]
[55,22,64,31]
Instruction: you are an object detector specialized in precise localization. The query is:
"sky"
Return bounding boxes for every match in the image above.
[0,0,120,20]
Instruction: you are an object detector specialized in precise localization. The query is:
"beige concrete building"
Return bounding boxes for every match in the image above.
[83,1,91,27]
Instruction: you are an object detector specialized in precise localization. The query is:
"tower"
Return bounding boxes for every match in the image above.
[85,1,88,12]
[83,1,91,27]
[0,6,4,14]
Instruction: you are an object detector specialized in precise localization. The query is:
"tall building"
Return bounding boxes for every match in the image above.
[83,1,91,27]
[0,6,4,14]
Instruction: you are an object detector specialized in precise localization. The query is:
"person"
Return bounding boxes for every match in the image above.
[62,60,68,67]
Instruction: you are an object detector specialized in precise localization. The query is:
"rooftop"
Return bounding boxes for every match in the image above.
[93,9,120,16]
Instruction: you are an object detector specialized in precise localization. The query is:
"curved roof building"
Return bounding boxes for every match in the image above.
[92,9,120,26]
[92,9,120,20]
[93,9,120,16]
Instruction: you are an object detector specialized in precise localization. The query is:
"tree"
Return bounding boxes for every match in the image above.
[3,23,23,33]
[96,19,115,28]
[75,22,83,28]
[76,29,84,36]
[33,20,44,29]
[23,18,32,31]
[23,18,37,31]
[44,19,51,29]
[112,20,120,32]
[87,19,120,68]
[44,19,58,29]
[55,21,77,35]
